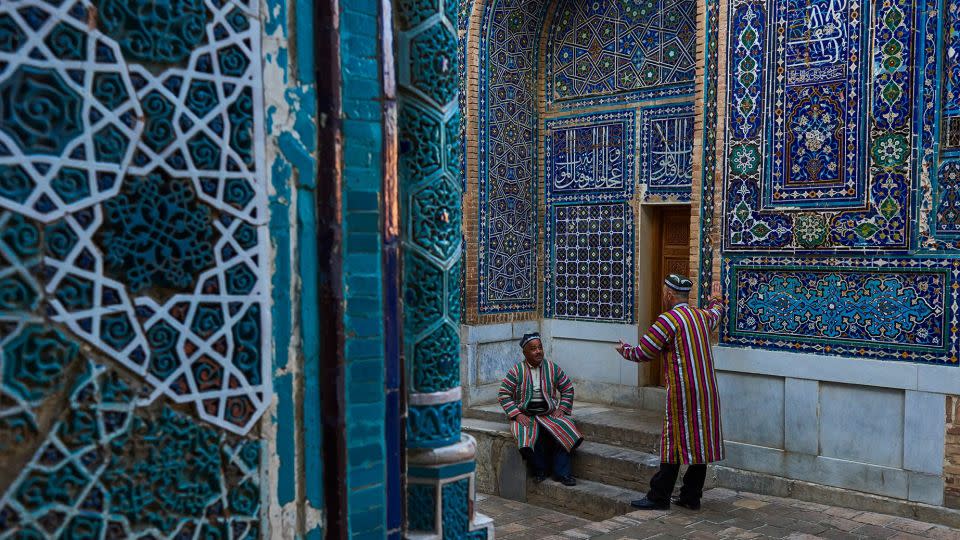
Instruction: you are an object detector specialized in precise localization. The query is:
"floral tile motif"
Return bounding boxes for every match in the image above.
[721,0,920,251]
[722,256,956,363]
[0,356,261,538]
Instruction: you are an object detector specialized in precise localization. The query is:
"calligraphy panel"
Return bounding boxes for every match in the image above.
[639,103,694,202]
[544,110,635,202]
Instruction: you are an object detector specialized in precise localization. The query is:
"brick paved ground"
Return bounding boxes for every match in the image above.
[477,489,960,540]
[477,493,593,538]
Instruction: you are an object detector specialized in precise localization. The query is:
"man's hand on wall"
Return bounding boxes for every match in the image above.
[516,414,531,427]
[614,340,626,355]
[711,281,721,299]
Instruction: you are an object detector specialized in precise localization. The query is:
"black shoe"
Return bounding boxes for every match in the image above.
[532,474,547,484]
[631,497,669,510]
[672,497,700,510]
[559,476,576,486]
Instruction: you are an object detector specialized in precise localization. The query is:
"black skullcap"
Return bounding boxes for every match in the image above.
[519,332,541,348]
[664,274,693,293]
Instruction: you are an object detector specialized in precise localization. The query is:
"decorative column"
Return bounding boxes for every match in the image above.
[396,1,492,538]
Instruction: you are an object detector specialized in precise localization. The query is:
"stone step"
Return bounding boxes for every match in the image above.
[527,477,646,521]
[465,402,663,452]
[572,440,661,492]
[463,417,661,499]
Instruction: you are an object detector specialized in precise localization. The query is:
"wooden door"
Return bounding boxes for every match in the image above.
[649,207,690,385]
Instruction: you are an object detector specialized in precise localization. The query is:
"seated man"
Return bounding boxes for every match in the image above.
[498,332,583,486]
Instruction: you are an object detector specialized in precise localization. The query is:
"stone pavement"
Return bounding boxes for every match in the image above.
[477,489,960,540]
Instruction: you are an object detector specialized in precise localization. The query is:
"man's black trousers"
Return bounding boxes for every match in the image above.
[519,432,572,479]
[646,461,707,505]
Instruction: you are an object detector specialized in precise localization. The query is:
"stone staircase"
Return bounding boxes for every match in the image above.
[466,401,960,530]
[463,402,672,521]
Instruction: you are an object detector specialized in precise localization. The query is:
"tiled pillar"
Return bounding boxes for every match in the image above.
[395,0,492,537]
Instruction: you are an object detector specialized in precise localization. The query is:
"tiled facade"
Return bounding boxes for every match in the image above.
[686,0,960,510]
[0,0,276,536]
[466,0,698,325]
[693,0,960,363]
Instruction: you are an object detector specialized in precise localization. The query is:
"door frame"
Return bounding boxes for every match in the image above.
[638,204,692,387]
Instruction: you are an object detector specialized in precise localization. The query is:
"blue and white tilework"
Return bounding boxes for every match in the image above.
[478,0,550,314]
[545,110,636,203]
[545,0,697,109]
[546,203,634,323]
[639,104,694,202]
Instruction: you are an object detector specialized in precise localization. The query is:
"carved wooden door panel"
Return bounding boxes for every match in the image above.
[649,207,690,385]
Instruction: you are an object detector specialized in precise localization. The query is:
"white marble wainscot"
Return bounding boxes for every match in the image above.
[714,346,950,505]
[461,322,540,408]
[461,319,667,410]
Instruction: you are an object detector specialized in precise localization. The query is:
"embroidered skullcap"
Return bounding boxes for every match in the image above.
[520,332,541,348]
[664,273,693,293]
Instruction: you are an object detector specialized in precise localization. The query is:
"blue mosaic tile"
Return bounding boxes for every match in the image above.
[0,0,271,435]
[478,0,550,313]
[944,0,960,132]
[0,358,261,537]
[722,256,957,363]
[721,0,919,251]
[639,103,694,202]
[696,0,960,366]
[544,110,636,203]
[545,0,697,109]
[545,203,634,323]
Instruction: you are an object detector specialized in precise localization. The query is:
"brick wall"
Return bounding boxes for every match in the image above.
[340,0,388,536]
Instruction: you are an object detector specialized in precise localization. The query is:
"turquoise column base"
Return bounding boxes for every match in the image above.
[406,434,495,539]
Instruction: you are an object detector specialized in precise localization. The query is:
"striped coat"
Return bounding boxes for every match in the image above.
[619,299,725,464]
[498,360,584,453]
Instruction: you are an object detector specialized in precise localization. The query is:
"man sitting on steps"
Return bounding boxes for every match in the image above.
[498,332,583,486]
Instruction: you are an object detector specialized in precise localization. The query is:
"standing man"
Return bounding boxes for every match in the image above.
[615,274,724,510]
[499,332,583,486]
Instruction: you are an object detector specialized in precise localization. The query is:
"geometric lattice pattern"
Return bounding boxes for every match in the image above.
[544,110,635,203]
[639,104,694,202]
[0,357,261,538]
[478,0,550,313]
[723,256,957,362]
[0,0,269,435]
[545,203,634,323]
[546,0,696,109]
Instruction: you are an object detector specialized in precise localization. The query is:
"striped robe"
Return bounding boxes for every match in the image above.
[498,360,584,453]
[619,299,725,464]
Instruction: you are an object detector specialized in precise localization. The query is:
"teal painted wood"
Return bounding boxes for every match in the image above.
[265,0,324,535]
